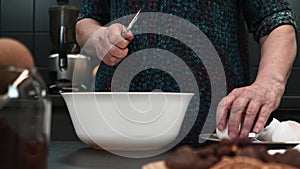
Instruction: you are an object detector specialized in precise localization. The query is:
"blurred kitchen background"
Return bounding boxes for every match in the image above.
[0,0,299,141]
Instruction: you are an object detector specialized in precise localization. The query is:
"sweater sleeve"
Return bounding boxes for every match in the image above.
[241,0,297,42]
[77,0,110,25]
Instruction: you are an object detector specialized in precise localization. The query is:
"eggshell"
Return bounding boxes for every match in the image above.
[284,121,300,141]
[272,122,298,142]
[216,124,241,140]
[216,125,230,140]
[257,118,281,141]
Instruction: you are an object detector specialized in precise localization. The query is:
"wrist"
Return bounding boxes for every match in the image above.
[254,75,286,95]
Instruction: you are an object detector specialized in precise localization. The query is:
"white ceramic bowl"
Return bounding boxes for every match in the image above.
[61,92,194,151]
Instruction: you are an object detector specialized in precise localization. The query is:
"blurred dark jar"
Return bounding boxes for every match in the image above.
[0,66,51,169]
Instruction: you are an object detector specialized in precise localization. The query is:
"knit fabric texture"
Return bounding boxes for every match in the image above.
[77,0,297,145]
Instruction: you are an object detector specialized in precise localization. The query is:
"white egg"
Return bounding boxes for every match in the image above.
[284,121,300,141]
[257,118,281,141]
[216,118,300,142]
[216,124,241,140]
[257,118,300,142]
[286,120,300,138]
[216,125,230,140]
[272,122,296,142]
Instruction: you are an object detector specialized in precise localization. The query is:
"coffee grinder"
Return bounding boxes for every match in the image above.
[48,0,90,94]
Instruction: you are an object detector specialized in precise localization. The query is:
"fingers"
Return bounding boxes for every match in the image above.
[253,105,271,133]
[239,100,261,137]
[102,52,122,66]
[124,30,134,41]
[221,84,278,139]
[100,23,133,66]
[109,46,129,59]
[106,41,129,66]
[108,23,132,49]
[227,92,250,138]
[216,93,237,131]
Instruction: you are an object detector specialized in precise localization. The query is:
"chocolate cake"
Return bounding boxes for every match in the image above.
[164,138,300,169]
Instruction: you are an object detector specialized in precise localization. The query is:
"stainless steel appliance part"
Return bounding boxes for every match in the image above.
[48,53,91,93]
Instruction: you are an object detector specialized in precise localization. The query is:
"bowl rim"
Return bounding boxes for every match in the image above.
[61,92,194,96]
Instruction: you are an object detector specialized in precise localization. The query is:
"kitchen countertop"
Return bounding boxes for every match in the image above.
[48,141,172,169]
[48,94,300,169]
[47,140,299,169]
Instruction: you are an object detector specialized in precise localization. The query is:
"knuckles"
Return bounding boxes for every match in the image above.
[109,47,128,58]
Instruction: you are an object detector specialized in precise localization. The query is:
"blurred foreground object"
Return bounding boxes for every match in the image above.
[0,38,51,169]
[0,38,34,94]
[0,38,34,69]
[143,138,300,169]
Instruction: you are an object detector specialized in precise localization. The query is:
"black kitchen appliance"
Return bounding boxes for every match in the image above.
[48,0,90,94]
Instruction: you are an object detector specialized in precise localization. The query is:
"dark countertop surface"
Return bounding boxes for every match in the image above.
[48,141,172,169]
[47,137,300,169]
[48,95,300,169]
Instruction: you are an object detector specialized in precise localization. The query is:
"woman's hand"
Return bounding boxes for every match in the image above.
[76,19,133,66]
[216,79,285,138]
[94,23,133,66]
[217,25,296,139]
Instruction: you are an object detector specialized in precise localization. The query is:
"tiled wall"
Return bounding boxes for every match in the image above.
[0,0,83,85]
[0,0,299,103]
[0,0,83,140]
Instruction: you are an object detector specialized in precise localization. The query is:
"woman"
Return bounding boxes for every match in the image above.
[75,0,297,146]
